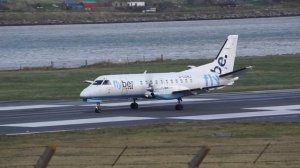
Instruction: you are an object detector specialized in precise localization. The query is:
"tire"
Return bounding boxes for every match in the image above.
[175,104,183,110]
[130,102,138,109]
[95,108,101,113]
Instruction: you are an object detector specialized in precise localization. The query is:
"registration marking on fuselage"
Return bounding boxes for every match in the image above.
[0,116,156,127]
[169,105,300,120]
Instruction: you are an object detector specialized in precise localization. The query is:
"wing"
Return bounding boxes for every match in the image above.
[145,84,225,99]
[145,85,192,100]
[83,80,94,84]
[172,85,225,95]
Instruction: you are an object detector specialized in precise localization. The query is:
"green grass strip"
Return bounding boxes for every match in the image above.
[0,54,299,100]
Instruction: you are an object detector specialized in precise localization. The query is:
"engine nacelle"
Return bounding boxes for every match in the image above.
[144,91,155,98]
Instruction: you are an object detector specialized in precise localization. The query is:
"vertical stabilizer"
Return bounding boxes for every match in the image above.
[210,35,238,75]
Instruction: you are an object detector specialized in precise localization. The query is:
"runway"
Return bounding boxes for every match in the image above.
[0,89,300,135]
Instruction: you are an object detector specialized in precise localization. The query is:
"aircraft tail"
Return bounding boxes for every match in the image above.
[210,35,238,75]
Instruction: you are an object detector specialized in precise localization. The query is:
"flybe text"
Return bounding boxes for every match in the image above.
[210,55,227,74]
[204,74,220,87]
[113,80,134,90]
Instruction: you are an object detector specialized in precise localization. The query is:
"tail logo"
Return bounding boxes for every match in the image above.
[210,55,227,74]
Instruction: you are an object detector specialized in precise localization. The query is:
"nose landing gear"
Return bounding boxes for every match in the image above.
[95,102,101,113]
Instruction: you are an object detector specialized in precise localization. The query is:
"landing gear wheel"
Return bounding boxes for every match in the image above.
[175,104,183,110]
[95,108,101,113]
[175,98,183,110]
[95,102,101,113]
[130,98,138,109]
[130,102,138,109]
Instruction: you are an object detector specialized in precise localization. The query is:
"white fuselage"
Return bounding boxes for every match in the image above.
[80,68,229,102]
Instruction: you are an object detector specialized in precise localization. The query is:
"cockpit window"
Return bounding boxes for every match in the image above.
[102,80,111,85]
[93,80,103,85]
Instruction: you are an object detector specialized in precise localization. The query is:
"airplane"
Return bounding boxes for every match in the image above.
[80,35,252,113]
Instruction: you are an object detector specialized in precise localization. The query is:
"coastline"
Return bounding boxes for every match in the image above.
[1,8,299,26]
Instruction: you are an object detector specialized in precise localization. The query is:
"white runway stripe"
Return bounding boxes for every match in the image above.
[0,105,72,111]
[0,116,156,127]
[170,110,300,120]
[244,105,300,111]
[169,105,300,120]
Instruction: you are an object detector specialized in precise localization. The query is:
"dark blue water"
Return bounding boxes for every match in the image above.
[0,16,299,69]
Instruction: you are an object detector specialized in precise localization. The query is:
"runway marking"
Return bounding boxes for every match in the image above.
[244,105,300,111]
[81,98,216,107]
[169,105,300,120]
[0,116,156,127]
[0,105,72,111]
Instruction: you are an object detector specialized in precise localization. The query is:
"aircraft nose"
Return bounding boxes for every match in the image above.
[80,88,90,99]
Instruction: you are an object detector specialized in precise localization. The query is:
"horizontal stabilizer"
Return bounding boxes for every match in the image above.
[220,66,253,79]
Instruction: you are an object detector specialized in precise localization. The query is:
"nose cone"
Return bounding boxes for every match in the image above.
[80,87,90,99]
[80,86,103,103]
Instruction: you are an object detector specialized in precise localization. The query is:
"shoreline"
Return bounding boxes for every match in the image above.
[1,10,299,26]
[1,14,299,27]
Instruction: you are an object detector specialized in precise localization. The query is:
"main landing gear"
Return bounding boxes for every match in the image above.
[95,102,101,113]
[130,98,139,109]
[175,98,183,110]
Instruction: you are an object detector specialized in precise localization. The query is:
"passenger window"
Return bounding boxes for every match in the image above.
[93,80,103,85]
[166,80,168,84]
[175,79,178,83]
[140,81,143,85]
[190,79,193,83]
[155,80,158,85]
[185,79,188,83]
[160,80,163,84]
[170,80,173,84]
[180,79,183,83]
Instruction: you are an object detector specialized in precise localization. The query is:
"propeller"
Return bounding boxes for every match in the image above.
[144,70,155,98]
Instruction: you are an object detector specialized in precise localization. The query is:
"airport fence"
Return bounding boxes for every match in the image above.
[0,141,300,168]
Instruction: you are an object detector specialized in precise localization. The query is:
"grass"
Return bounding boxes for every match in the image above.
[0,54,299,167]
[0,54,299,101]
[0,122,299,167]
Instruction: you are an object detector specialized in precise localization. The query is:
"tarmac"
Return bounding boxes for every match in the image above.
[0,89,299,135]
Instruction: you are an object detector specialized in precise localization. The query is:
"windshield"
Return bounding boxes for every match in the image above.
[92,80,103,85]
[102,80,111,85]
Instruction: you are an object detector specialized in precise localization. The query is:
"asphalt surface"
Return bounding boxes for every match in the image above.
[0,89,300,135]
